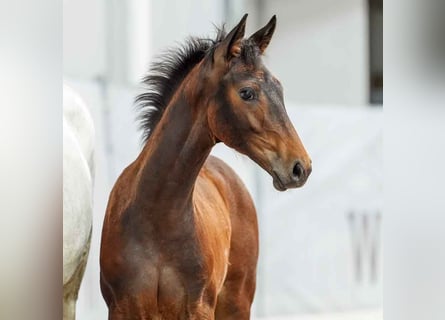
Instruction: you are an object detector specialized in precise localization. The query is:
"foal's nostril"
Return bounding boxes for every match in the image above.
[292,161,304,180]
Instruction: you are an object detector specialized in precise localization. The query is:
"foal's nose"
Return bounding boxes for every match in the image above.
[292,160,312,182]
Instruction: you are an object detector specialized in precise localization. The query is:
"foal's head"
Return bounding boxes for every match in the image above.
[203,14,312,190]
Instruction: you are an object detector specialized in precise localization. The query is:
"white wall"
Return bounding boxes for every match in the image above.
[63,0,371,105]
[149,0,225,53]
[257,105,382,316]
[262,0,369,106]
[63,0,106,79]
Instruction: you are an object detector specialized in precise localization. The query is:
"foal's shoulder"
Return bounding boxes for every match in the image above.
[201,156,256,217]
[202,155,246,189]
[204,155,236,176]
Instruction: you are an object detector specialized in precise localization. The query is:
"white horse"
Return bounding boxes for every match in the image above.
[63,84,95,320]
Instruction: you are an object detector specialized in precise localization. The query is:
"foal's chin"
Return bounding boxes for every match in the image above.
[273,178,288,191]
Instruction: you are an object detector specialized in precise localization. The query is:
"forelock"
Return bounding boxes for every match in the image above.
[239,40,261,66]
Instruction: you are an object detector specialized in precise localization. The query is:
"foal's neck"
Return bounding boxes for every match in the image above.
[135,71,214,212]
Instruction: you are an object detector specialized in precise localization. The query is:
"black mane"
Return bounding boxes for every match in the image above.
[135,29,227,143]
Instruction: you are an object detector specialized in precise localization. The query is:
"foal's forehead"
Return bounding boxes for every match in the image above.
[231,59,275,83]
[231,53,265,74]
[239,41,260,64]
[227,43,279,83]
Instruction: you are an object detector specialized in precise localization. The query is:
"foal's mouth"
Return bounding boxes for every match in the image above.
[272,171,287,191]
[272,167,309,191]
[243,144,310,191]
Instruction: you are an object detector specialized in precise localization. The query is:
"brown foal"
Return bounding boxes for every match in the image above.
[100,14,311,319]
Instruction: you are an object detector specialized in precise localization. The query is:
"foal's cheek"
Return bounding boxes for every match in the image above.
[245,109,263,134]
[207,106,241,149]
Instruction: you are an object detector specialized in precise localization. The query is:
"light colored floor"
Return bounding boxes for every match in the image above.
[80,302,382,320]
[81,308,382,320]
[255,309,382,320]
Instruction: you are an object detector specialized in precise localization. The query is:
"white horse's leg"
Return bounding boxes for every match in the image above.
[63,228,91,320]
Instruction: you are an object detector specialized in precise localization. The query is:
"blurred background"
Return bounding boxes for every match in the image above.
[63,0,382,319]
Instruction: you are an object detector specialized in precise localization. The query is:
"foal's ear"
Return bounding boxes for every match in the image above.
[249,15,277,54]
[214,14,248,64]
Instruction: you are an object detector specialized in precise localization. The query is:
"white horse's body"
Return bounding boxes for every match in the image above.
[63,84,95,320]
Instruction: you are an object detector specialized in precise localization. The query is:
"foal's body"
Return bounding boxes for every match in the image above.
[101,14,311,319]
[101,156,257,319]
[101,93,258,319]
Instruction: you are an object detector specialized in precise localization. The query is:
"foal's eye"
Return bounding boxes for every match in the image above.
[239,87,256,101]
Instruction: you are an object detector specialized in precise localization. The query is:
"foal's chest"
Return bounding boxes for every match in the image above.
[133,234,230,317]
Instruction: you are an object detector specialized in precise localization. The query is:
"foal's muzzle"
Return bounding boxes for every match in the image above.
[272,159,312,191]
